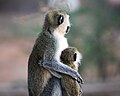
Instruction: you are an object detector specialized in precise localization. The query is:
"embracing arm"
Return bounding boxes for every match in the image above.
[39,60,84,84]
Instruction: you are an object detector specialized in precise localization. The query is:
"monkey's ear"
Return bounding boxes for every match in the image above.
[73,53,77,61]
[56,14,64,25]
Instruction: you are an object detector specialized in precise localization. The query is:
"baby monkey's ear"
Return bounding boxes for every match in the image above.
[56,14,64,25]
[73,53,77,61]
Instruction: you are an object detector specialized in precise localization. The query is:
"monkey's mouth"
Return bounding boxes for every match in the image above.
[66,26,70,34]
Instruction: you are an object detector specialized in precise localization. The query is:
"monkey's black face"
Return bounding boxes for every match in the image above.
[66,26,70,34]
[73,53,77,61]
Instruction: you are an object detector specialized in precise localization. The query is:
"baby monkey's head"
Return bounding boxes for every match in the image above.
[60,47,82,71]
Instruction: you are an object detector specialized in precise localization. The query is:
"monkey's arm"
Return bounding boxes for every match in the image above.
[39,60,84,84]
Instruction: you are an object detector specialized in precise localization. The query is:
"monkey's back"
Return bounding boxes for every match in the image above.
[61,62,82,96]
[28,31,55,96]
[28,63,51,96]
[61,74,81,96]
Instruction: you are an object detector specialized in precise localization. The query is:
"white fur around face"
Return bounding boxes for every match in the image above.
[53,32,68,61]
[55,14,70,35]
[53,14,70,61]
[64,14,71,31]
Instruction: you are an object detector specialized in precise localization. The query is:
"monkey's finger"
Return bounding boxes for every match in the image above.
[74,76,80,83]
[77,77,84,84]
[76,72,84,84]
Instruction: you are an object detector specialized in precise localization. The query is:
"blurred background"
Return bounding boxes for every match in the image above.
[0,0,120,96]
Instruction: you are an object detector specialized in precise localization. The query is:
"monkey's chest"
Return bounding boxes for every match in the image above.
[55,37,68,61]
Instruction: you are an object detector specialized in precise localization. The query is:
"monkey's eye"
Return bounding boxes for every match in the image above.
[56,14,64,25]
[73,53,77,61]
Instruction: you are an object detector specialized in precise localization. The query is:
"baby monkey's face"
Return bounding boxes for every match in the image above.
[60,47,82,71]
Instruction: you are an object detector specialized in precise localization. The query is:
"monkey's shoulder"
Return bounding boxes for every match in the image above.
[36,31,56,45]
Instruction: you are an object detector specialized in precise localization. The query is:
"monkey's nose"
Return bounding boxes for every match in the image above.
[66,26,70,34]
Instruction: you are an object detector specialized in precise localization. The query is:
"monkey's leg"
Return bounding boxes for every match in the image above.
[39,60,84,84]
[41,76,62,96]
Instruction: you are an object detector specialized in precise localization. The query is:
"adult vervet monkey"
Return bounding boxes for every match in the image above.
[28,8,83,96]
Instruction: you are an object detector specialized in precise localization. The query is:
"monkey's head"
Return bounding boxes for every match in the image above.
[60,47,82,70]
[43,8,71,35]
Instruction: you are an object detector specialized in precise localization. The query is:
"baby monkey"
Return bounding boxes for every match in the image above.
[60,47,83,96]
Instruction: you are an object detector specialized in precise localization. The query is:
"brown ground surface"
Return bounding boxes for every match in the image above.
[0,38,34,84]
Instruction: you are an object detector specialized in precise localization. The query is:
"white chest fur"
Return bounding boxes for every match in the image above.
[53,32,68,61]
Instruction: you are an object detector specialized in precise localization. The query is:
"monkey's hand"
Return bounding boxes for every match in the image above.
[76,72,84,84]
[49,70,62,78]
[39,60,84,84]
